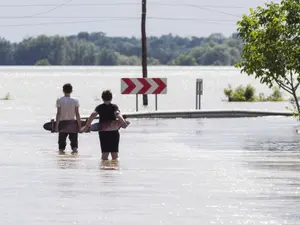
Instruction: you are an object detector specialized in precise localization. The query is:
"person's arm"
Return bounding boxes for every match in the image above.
[75,100,81,132]
[82,111,98,132]
[55,99,61,132]
[114,105,128,128]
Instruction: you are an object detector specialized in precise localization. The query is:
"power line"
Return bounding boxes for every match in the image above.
[0,16,238,21]
[0,3,247,9]
[0,3,136,7]
[21,0,74,18]
[0,2,242,20]
[149,17,236,22]
[0,17,236,28]
[0,18,135,27]
[0,2,243,20]
[151,0,247,9]
[150,3,241,17]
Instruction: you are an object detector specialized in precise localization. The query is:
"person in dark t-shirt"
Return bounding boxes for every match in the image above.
[82,90,127,161]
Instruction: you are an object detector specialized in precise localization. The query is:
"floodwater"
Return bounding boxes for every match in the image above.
[0,66,299,225]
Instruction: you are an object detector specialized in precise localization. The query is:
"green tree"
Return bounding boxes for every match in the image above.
[97,48,118,65]
[66,40,98,65]
[236,0,300,116]
[174,55,197,65]
[14,35,67,65]
[0,32,244,66]
[0,38,14,64]
[201,45,231,65]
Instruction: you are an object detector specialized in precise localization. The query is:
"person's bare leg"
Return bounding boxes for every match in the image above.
[71,147,78,155]
[101,152,109,161]
[111,152,119,160]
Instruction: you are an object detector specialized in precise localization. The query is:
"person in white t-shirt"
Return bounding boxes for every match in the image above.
[55,83,81,154]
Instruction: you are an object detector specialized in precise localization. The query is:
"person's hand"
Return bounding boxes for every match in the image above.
[81,126,89,133]
[121,120,130,129]
[124,120,130,128]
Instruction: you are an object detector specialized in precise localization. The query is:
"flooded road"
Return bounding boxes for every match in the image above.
[0,67,299,224]
[0,117,299,225]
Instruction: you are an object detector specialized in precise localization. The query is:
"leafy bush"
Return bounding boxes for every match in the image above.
[224,85,283,102]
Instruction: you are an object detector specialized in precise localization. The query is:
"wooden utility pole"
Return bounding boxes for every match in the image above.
[141,0,148,105]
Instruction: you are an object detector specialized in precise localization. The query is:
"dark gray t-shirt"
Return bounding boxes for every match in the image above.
[95,103,119,123]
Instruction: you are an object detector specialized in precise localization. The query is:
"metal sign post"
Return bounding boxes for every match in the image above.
[155,94,158,111]
[196,78,203,110]
[136,94,138,112]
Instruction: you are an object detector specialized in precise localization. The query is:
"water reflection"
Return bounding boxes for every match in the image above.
[236,132,300,224]
[54,153,81,200]
[99,160,120,171]
[163,117,300,224]
[56,153,79,170]
[4,115,300,224]
[242,138,300,172]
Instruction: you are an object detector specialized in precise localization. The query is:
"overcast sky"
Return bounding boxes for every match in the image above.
[0,0,279,42]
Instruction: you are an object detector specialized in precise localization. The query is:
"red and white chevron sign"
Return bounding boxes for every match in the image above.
[121,78,167,94]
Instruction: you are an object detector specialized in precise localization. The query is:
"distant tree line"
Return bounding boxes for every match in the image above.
[0,32,243,66]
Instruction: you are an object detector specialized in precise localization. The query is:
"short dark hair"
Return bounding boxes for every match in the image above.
[102,90,113,101]
[63,83,73,94]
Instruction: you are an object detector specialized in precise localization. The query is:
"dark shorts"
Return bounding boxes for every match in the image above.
[98,130,120,153]
[57,120,79,150]
[58,132,78,150]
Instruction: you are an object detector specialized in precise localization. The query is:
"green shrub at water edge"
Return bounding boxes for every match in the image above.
[231,85,247,101]
[224,85,283,102]
[224,84,256,102]
[35,59,50,66]
[0,93,11,100]
[265,86,283,101]
[223,84,233,101]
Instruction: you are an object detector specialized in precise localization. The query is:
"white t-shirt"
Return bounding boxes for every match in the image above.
[56,96,79,121]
